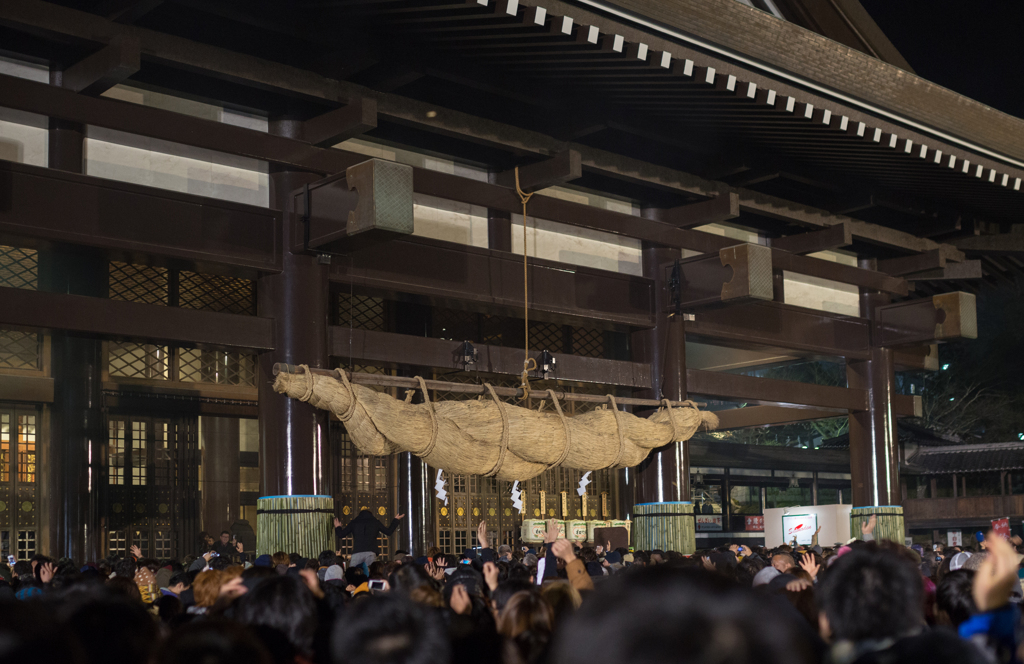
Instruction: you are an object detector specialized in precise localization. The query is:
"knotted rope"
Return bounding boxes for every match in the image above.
[546,389,573,470]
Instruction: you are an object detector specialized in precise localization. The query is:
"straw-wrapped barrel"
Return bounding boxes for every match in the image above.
[851,505,905,543]
[257,495,335,557]
[634,502,695,554]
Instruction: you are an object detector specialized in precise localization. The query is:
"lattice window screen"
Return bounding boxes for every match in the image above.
[109,262,168,305]
[0,331,41,370]
[178,349,256,386]
[336,294,387,331]
[0,246,37,290]
[108,343,170,380]
[179,271,255,315]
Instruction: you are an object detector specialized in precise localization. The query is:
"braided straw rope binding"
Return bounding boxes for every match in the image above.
[484,383,511,477]
[547,389,573,470]
[606,395,628,469]
[416,376,440,458]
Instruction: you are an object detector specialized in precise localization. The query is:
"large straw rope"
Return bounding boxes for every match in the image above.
[274,369,718,481]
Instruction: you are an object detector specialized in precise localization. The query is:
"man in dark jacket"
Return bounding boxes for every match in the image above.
[334,509,404,570]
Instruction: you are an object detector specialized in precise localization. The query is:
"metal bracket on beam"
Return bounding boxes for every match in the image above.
[293,158,413,254]
[670,243,774,311]
[875,291,977,346]
[61,35,140,95]
[642,192,739,229]
[495,150,582,194]
[303,97,378,147]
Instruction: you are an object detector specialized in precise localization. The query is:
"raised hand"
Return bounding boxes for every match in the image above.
[235,541,244,553]
[799,552,820,579]
[701,556,716,572]
[786,578,813,592]
[482,561,499,591]
[974,532,1019,612]
[544,518,560,544]
[476,521,489,549]
[130,545,142,559]
[334,517,342,528]
[551,539,576,563]
[861,514,877,536]
[396,514,406,520]
[450,584,472,615]
[425,559,445,581]
[38,562,54,584]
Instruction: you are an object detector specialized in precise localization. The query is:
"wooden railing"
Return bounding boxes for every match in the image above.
[903,495,1024,526]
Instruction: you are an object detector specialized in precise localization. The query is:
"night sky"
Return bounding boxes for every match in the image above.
[860,1,1024,120]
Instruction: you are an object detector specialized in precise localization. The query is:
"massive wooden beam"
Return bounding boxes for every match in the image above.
[674,243,774,310]
[0,0,973,259]
[303,97,377,147]
[328,327,652,388]
[770,222,852,255]
[713,405,846,430]
[495,150,582,193]
[61,34,140,95]
[328,237,655,328]
[905,260,983,281]
[0,159,281,275]
[0,74,912,295]
[875,292,977,346]
[953,234,1024,256]
[877,249,946,276]
[294,158,413,254]
[687,369,868,411]
[643,192,739,229]
[0,287,274,350]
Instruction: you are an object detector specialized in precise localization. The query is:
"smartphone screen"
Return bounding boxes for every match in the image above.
[368,579,386,591]
[6,555,14,566]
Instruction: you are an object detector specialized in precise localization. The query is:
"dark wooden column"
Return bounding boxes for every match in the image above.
[42,64,105,561]
[201,416,241,535]
[632,242,690,505]
[397,452,435,555]
[847,261,900,508]
[257,118,329,497]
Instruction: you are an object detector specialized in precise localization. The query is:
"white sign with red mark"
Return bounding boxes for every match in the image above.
[782,513,817,546]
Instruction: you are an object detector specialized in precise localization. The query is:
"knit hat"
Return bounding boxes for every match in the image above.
[752,566,781,587]
[324,564,344,581]
[605,551,622,565]
[254,554,273,568]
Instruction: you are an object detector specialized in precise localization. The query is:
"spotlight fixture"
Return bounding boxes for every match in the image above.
[457,341,478,368]
[536,350,557,379]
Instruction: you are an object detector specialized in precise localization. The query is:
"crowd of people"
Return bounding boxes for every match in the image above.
[1,513,1022,664]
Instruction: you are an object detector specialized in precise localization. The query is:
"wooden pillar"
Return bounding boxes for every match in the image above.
[397,452,435,556]
[41,64,105,562]
[257,119,329,497]
[847,261,902,540]
[201,417,241,537]
[633,243,690,505]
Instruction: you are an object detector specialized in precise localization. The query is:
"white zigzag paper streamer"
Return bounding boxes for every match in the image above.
[435,469,448,505]
[577,471,592,497]
[510,480,523,514]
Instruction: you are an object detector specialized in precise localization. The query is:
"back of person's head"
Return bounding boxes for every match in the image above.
[193,570,225,608]
[818,543,924,642]
[493,579,534,612]
[345,567,368,588]
[63,596,159,664]
[552,566,817,664]
[157,619,273,664]
[106,576,142,602]
[389,563,432,595]
[319,550,336,567]
[936,570,977,627]
[271,551,290,567]
[498,590,554,638]
[497,544,512,557]
[169,571,191,589]
[288,553,302,566]
[234,575,317,657]
[113,557,137,579]
[157,594,183,623]
[332,595,449,664]
[12,561,33,580]
[541,581,582,628]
